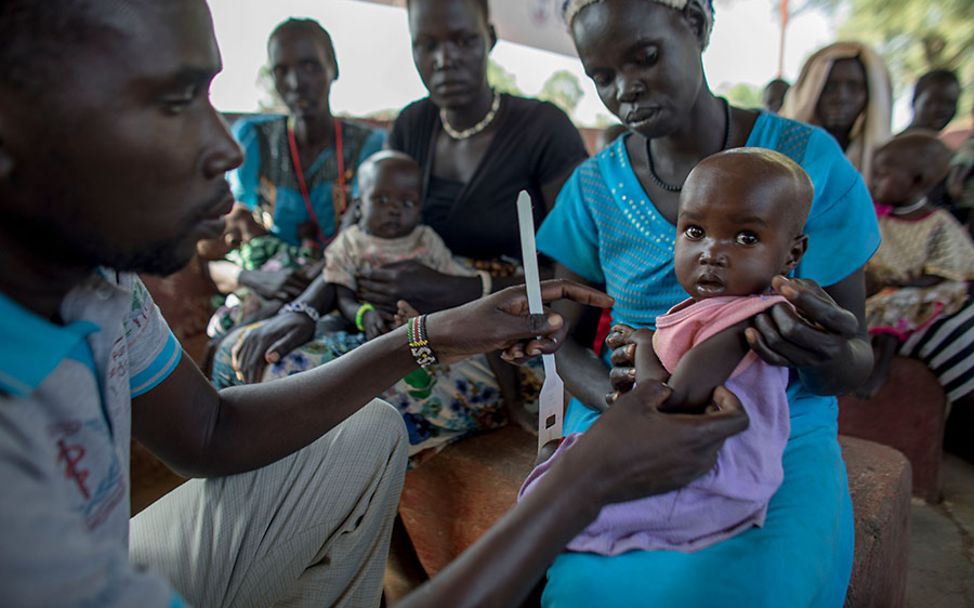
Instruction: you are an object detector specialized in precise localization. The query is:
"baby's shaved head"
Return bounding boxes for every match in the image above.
[684,148,814,236]
[357,150,421,193]
[874,130,952,191]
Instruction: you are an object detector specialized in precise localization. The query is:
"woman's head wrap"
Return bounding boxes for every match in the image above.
[779,41,892,178]
[562,0,715,49]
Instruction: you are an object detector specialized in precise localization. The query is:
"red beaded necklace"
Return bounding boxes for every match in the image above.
[287,117,346,246]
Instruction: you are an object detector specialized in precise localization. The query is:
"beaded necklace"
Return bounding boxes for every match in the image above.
[440,91,502,140]
[646,97,731,193]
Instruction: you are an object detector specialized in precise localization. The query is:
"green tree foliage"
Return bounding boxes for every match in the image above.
[539,70,586,118]
[805,0,973,106]
[720,83,764,110]
[364,108,401,122]
[487,60,525,96]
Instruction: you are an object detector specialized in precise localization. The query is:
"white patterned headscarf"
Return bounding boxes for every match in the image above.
[562,0,716,49]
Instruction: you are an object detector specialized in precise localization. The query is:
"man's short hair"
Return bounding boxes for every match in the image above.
[0,0,116,96]
[912,69,959,104]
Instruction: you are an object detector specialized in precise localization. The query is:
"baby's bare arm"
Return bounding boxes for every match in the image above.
[664,321,751,413]
[632,332,668,384]
[335,285,363,325]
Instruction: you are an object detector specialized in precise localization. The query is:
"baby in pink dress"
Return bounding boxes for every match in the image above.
[520,148,815,555]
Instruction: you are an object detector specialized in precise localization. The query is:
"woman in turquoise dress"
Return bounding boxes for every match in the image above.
[535,0,880,605]
[205,18,385,332]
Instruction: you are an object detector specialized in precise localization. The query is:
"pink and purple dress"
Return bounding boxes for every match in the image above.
[520,294,791,555]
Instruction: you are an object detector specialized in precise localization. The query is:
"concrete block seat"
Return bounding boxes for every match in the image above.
[398,427,912,607]
[839,436,911,608]
[839,357,947,503]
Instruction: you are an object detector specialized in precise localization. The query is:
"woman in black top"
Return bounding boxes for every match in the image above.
[357,0,589,311]
[389,95,587,260]
[222,0,588,460]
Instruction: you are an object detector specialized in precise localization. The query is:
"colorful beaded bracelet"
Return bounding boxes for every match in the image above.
[406,315,438,369]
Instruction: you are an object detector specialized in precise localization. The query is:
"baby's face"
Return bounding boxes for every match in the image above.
[360,161,422,239]
[674,177,803,299]
[869,148,923,206]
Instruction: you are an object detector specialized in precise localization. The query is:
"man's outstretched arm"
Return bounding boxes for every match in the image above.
[132,280,613,478]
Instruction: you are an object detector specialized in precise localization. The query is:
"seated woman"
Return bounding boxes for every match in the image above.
[206,18,385,332]
[213,0,588,461]
[781,41,892,178]
[536,0,878,605]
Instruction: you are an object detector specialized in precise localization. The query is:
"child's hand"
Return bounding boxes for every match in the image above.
[363,310,389,340]
[394,300,421,327]
[605,325,669,406]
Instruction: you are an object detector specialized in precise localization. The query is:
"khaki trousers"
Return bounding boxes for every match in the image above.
[130,400,408,608]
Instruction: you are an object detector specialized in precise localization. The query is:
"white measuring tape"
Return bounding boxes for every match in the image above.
[516,191,565,449]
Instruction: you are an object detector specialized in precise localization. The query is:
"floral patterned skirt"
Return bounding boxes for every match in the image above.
[211,315,543,466]
[866,281,969,340]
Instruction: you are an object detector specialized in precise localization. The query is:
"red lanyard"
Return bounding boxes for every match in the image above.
[287,117,346,246]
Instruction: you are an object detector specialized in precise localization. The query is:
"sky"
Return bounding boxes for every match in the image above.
[207,0,913,129]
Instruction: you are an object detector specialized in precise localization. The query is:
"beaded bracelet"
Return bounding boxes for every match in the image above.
[355,303,375,332]
[280,301,320,324]
[406,315,438,369]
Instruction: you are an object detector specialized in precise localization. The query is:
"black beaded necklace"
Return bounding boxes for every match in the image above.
[646,97,732,193]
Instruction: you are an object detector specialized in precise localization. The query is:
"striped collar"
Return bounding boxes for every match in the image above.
[0,283,102,398]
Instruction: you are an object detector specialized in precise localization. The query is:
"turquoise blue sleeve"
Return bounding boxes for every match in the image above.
[228,118,262,210]
[126,278,182,398]
[536,165,605,284]
[796,131,881,287]
[351,129,387,199]
[130,331,181,398]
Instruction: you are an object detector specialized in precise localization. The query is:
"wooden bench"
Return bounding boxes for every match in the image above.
[399,426,912,607]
